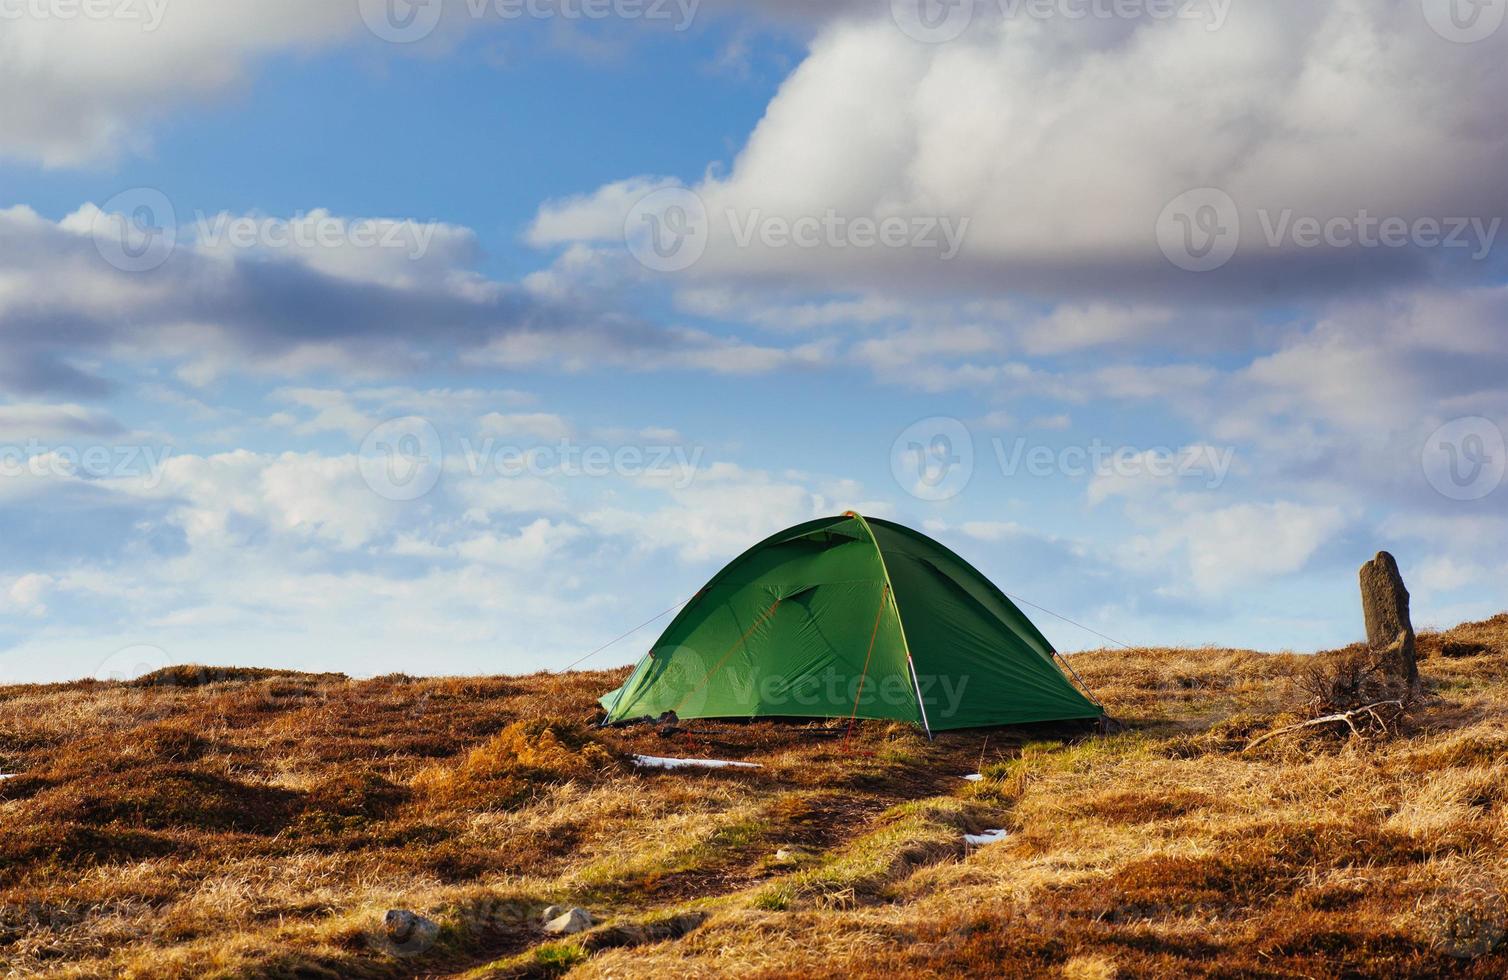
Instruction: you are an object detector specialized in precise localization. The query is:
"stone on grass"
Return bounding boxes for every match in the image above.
[383,909,438,953]
[543,907,593,935]
[1360,551,1417,687]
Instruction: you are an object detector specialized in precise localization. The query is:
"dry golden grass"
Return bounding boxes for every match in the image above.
[2,616,1507,978]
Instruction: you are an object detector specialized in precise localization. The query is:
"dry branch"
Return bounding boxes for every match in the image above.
[1242,700,1407,752]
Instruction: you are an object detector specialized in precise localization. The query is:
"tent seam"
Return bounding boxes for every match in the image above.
[845,511,932,739]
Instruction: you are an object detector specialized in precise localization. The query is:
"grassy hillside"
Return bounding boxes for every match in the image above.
[3,617,1507,978]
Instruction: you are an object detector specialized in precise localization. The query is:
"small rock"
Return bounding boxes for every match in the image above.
[383,909,438,953]
[541,905,567,923]
[543,907,593,935]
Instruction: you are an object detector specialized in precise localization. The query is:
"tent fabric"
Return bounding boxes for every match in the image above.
[598,513,1101,733]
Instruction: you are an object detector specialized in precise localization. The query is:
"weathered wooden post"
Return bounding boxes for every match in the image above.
[1359,551,1417,688]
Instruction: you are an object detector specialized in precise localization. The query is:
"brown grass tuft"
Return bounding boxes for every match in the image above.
[411,720,616,811]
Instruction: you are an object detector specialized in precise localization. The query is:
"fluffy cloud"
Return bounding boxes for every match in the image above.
[0,0,865,168]
[0,2,358,166]
[1124,499,1351,595]
[537,1,1505,298]
[583,462,883,562]
[0,402,126,441]
[0,203,813,396]
[0,414,902,680]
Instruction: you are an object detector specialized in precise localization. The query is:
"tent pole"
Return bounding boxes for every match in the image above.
[906,653,934,740]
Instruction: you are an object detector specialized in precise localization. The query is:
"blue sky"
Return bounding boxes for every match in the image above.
[1,0,1505,683]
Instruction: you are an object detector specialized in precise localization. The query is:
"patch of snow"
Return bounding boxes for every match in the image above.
[962,773,984,782]
[964,829,1009,846]
[0,774,16,781]
[632,755,762,770]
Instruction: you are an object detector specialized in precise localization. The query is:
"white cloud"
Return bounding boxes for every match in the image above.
[0,203,818,397]
[529,176,684,246]
[479,413,575,442]
[452,518,587,567]
[5,573,54,616]
[954,521,1029,543]
[1133,500,1349,595]
[584,462,868,562]
[535,2,1505,298]
[1413,555,1484,596]
[0,402,125,441]
[0,2,358,166]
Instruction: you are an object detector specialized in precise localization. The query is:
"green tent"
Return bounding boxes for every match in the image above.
[599,513,1101,735]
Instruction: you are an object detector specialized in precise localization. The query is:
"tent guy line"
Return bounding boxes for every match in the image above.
[1000,591,1135,652]
[553,595,696,674]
